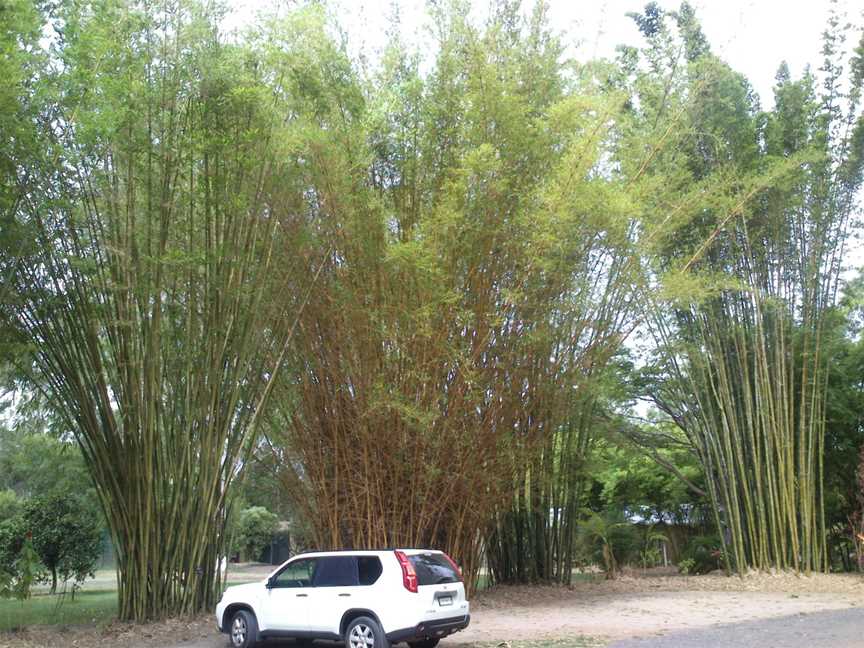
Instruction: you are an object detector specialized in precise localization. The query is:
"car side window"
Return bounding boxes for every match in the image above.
[357,557,382,585]
[272,558,317,588]
[312,556,359,587]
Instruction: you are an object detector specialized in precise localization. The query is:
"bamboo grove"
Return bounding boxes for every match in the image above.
[1,0,863,619]
[262,2,641,588]
[639,9,864,572]
[0,1,330,617]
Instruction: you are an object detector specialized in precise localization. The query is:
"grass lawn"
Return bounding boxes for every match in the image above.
[0,590,117,631]
[0,579,254,632]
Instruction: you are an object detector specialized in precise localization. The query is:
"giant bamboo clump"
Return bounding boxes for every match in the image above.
[639,7,864,573]
[483,228,637,585]
[0,2,305,618]
[263,2,640,588]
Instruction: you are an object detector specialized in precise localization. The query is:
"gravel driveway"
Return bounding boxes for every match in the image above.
[608,607,864,648]
[3,573,864,648]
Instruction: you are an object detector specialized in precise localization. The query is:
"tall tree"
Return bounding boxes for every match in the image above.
[825,275,864,568]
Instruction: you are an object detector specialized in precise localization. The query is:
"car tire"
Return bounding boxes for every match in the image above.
[228,609,259,648]
[408,640,440,648]
[345,615,389,648]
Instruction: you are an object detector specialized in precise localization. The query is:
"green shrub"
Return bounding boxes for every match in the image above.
[0,567,11,598]
[677,558,696,575]
[577,510,639,578]
[24,493,101,593]
[0,491,21,521]
[0,516,25,575]
[637,524,669,569]
[679,535,724,574]
[232,506,280,562]
[0,492,101,597]
[0,532,45,600]
[13,535,44,599]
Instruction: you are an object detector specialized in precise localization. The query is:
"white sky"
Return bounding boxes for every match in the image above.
[555,0,860,106]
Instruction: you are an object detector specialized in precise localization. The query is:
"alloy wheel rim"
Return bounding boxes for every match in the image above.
[232,616,247,646]
[349,624,375,648]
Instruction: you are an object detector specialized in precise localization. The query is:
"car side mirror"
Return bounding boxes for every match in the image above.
[265,576,274,589]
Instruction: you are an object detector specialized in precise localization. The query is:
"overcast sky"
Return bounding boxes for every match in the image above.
[552,0,859,106]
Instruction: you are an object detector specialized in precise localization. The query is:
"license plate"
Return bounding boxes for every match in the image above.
[438,596,453,606]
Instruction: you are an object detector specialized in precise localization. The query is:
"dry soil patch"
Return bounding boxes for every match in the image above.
[459,572,864,641]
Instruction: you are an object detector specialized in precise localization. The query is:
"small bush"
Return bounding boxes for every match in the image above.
[0,491,21,521]
[0,533,45,600]
[677,558,696,575]
[0,516,25,575]
[24,493,102,593]
[577,510,639,578]
[679,535,724,574]
[1,493,101,595]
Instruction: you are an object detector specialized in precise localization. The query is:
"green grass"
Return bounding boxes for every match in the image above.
[0,576,256,632]
[0,578,254,632]
[0,590,117,631]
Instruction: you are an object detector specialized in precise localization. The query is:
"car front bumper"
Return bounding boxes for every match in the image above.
[215,600,227,633]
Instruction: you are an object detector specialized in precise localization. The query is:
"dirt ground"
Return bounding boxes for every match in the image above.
[1,571,863,648]
[461,572,864,642]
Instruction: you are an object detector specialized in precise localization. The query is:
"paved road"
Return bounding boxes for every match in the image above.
[608,607,864,648]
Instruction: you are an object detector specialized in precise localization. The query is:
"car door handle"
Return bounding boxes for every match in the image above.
[338,593,351,597]
[296,593,308,597]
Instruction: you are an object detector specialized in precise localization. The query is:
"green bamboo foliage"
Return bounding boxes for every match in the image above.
[642,8,864,573]
[652,237,850,573]
[485,389,596,585]
[1,2,303,619]
[263,2,640,590]
[484,256,636,585]
[2,0,860,611]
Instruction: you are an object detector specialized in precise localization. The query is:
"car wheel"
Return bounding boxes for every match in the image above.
[345,616,389,648]
[229,609,259,648]
[408,640,440,648]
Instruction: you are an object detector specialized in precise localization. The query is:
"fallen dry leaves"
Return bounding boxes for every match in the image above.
[0,614,214,648]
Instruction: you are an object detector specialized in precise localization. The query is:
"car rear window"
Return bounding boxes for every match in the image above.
[409,552,460,585]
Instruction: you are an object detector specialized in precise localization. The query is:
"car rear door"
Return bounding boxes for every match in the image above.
[306,555,362,636]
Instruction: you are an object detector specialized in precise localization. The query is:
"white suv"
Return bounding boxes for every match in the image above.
[216,549,470,648]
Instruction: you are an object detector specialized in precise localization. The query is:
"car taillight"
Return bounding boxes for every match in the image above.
[394,550,418,593]
[442,552,463,581]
